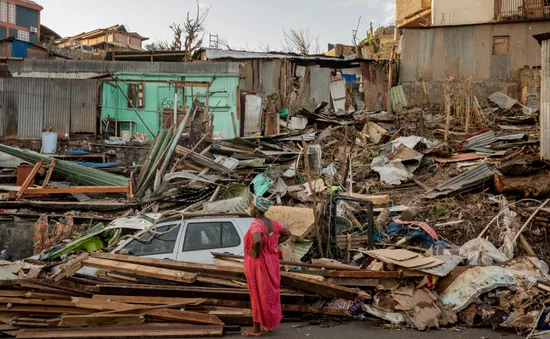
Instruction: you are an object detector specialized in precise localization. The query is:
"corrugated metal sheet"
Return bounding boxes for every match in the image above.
[542,39,550,160]
[0,78,97,138]
[71,80,97,133]
[17,78,45,139]
[460,129,497,149]
[7,60,240,79]
[44,79,71,135]
[425,164,496,199]
[391,85,410,110]
[488,91,518,110]
[202,48,374,62]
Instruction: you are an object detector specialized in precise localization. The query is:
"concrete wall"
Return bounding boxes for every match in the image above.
[399,21,550,105]
[432,0,495,26]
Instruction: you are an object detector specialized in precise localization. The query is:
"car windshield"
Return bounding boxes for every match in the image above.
[119,224,180,256]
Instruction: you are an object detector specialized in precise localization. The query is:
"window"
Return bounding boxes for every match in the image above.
[17,30,29,42]
[127,82,145,108]
[119,224,180,256]
[493,36,510,55]
[183,222,241,252]
[0,1,7,22]
[8,2,14,24]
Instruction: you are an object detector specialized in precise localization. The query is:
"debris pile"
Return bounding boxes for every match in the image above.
[0,87,548,336]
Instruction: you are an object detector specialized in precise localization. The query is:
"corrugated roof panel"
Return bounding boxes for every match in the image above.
[7,59,241,79]
[391,85,409,110]
[464,129,497,149]
[425,164,496,199]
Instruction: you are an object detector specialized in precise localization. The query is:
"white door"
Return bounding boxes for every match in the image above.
[176,219,244,264]
[117,221,183,260]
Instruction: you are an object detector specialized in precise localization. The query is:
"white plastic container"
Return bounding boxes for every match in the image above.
[121,131,132,142]
[41,132,58,154]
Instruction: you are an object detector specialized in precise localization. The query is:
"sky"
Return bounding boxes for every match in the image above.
[40,0,396,52]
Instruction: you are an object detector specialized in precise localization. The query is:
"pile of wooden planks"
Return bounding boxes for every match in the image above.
[0,252,377,338]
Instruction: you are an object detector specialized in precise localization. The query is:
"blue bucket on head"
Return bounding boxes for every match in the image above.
[41,132,58,154]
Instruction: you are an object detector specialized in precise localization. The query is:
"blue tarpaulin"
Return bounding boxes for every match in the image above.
[75,162,118,168]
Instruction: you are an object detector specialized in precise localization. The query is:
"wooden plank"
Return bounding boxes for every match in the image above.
[325,270,403,279]
[16,161,42,200]
[91,295,247,308]
[90,253,244,279]
[15,325,224,339]
[368,249,419,261]
[42,159,56,187]
[0,305,91,314]
[82,257,197,284]
[59,314,145,328]
[0,291,71,300]
[0,298,74,307]
[280,272,367,300]
[94,284,305,304]
[24,186,129,196]
[50,253,89,282]
[342,193,389,205]
[72,298,223,325]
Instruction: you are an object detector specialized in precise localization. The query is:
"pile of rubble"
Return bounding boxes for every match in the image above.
[0,88,548,336]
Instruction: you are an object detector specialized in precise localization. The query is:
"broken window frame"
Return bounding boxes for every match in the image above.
[182,222,241,252]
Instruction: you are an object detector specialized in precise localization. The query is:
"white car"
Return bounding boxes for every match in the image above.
[111,214,254,264]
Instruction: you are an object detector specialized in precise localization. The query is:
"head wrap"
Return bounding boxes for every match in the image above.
[253,196,271,213]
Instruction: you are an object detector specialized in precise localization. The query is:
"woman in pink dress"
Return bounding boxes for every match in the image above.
[242,196,291,337]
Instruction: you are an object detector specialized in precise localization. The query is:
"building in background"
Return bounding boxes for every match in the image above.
[0,0,42,44]
[55,25,149,53]
[397,0,550,105]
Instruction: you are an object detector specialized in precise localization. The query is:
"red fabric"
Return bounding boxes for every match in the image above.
[244,219,284,329]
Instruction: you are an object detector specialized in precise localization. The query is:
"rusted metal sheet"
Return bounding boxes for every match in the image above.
[440,266,516,312]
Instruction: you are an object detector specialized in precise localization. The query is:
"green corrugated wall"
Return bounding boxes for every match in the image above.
[101,72,239,140]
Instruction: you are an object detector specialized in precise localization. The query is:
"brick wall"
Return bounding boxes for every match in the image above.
[396,0,424,25]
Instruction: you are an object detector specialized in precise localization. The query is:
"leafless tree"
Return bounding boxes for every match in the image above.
[282,28,319,55]
[218,37,233,50]
[182,2,211,59]
[146,1,210,59]
[258,42,271,53]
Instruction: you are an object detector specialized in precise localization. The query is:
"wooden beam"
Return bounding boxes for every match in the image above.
[82,257,197,284]
[72,298,223,325]
[58,314,145,328]
[342,193,389,205]
[50,253,89,282]
[23,186,129,196]
[90,253,244,278]
[16,161,42,200]
[15,325,224,339]
[42,159,56,187]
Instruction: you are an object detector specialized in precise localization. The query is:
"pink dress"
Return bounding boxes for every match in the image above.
[244,219,284,329]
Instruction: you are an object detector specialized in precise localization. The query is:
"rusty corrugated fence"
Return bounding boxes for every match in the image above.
[0,78,98,139]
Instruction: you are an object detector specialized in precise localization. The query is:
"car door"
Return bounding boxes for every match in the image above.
[176,218,244,264]
[115,221,183,260]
